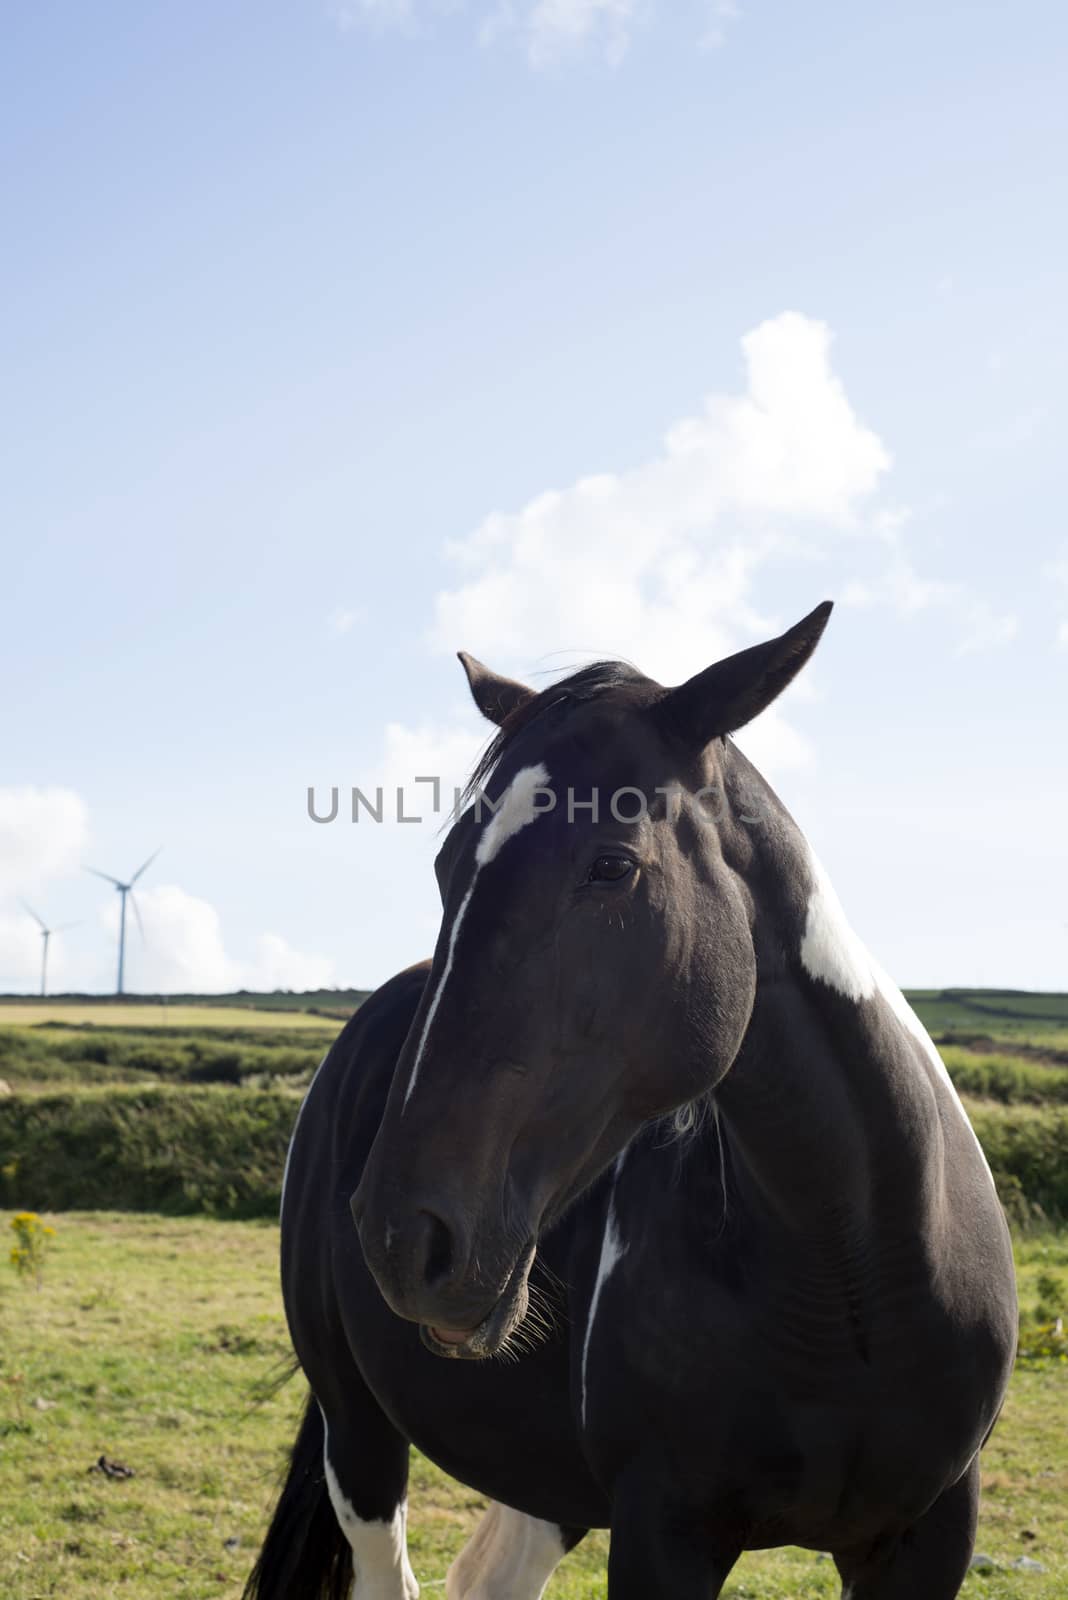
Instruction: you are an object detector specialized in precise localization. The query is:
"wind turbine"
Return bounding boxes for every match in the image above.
[86,849,161,997]
[19,901,80,998]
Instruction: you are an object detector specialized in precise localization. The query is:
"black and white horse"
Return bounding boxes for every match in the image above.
[246,603,1016,1600]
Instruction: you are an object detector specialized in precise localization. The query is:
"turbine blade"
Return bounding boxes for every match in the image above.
[53,921,82,934]
[86,867,124,887]
[130,891,146,944]
[130,847,162,885]
[18,898,47,931]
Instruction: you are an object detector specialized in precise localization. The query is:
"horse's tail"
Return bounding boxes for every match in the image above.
[243,1390,353,1600]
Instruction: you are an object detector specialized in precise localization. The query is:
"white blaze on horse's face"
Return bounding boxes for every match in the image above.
[402,763,552,1110]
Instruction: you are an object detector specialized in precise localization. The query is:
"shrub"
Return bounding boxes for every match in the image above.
[0,1086,299,1218]
[943,1047,1068,1105]
[8,1210,56,1288]
[964,1099,1068,1223]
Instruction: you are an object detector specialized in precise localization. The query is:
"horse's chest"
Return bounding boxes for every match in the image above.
[574,1237,989,1542]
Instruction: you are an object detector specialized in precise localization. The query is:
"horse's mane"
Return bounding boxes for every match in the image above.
[461,659,654,805]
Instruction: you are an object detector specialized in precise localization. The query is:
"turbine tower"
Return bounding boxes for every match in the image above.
[19,901,80,998]
[86,849,161,997]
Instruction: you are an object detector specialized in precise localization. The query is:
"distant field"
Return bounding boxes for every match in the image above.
[908,990,1068,1052]
[1,988,1066,1223]
[0,1004,338,1030]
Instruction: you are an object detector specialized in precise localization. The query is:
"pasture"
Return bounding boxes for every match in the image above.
[0,1215,1064,1599]
[0,990,1066,1597]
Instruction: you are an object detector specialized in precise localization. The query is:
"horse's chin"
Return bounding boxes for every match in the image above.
[420,1242,535,1361]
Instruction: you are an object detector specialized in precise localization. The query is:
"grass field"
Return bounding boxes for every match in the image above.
[0,989,1066,1595]
[0,1214,1065,1600]
[0,1005,339,1030]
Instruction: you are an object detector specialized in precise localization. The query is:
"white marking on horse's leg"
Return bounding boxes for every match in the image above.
[446,1502,566,1600]
[580,1152,628,1429]
[322,1419,419,1600]
[280,1048,331,1220]
[403,762,551,1109]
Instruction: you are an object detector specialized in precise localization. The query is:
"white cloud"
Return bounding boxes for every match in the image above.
[970,407,1046,454]
[954,602,1018,657]
[0,786,89,897]
[0,911,47,991]
[484,0,643,66]
[328,603,366,635]
[334,0,732,64]
[0,784,335,995]
[98,883,337,995]
[699,0,739,51]
[378,717,489,821]
[249,933,337,992]
[330,0,417,32]
[434,313,889,693]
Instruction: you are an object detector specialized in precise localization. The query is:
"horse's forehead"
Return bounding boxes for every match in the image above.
[437,702,669,889]
[475,762,552,867]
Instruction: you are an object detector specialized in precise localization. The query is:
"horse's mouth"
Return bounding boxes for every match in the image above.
[420,1242,535,1361]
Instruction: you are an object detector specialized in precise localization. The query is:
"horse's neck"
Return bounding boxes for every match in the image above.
[711,745,942,1242]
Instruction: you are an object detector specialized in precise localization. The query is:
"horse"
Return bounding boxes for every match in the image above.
[245,602,1017,1600]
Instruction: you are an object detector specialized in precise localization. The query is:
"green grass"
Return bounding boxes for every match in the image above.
[0,1215,1065,1599]
[0,1005,342,1030]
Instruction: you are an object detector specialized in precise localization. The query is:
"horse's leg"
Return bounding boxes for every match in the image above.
[605,1468,741,1599]
[446,1505,586,1600]
[833,1455,981,1600]
[318,1378,419,1600]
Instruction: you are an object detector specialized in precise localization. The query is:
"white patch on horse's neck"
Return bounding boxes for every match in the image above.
[798,847,996,1189]
[403,762,551,1110]
[799,854,876,1002]
[446,1501,565,1600]
[321,1414,418,1600]
[580,1150,628,1429]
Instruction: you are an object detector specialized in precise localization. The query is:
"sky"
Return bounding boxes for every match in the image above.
[2,0,1067,996]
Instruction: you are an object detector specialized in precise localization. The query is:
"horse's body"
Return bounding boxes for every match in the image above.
[247,607,1016,1600]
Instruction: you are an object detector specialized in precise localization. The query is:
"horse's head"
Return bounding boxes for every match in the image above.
[352,603,832,1356]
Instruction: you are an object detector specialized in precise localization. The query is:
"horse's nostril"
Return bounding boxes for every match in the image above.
[419,1210,456,1289]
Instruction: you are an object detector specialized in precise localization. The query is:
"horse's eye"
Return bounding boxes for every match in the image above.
[587,854,634,884]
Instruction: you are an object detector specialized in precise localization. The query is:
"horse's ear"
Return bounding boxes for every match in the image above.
[657,601,833,746]
[457,651,536,727]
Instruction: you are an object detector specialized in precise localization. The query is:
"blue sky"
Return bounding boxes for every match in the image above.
[2,0,1066,994]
